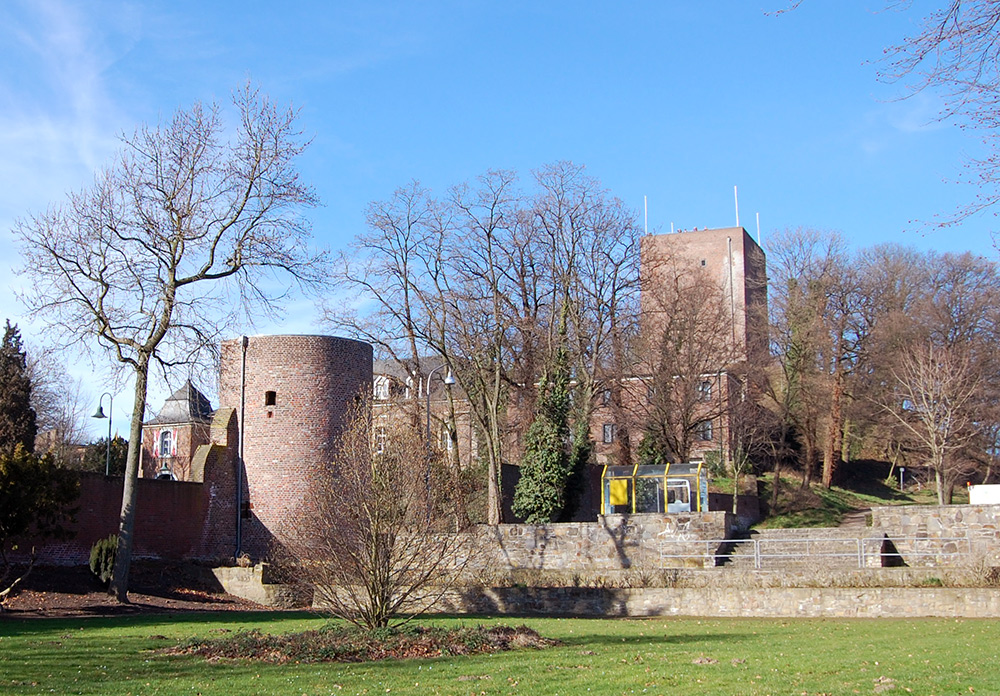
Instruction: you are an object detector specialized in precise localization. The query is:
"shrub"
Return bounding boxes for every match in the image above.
[89,534,117,586]
[0,445,79,605]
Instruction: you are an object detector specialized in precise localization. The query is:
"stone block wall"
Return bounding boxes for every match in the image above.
[471,512,734,574]
[432,586,1000,618]
[871,504,1000,567]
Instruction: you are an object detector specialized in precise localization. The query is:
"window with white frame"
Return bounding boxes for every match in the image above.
[440,424,453,451]
[374,425,387,454]
[697,379,713,401]
[602,423,617,444]
[696,420,713,441]
[159,430,173,457]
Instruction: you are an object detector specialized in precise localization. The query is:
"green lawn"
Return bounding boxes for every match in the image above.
[2,612,1000,695]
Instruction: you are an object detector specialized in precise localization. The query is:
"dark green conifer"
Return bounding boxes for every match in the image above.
[0,321,37,454]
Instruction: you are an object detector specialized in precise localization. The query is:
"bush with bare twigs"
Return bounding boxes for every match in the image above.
[284,396,476,629]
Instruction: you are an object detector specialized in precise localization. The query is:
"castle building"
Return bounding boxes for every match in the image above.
[217,334,372,559]
[127,227,767,550]
[136,335,372,561]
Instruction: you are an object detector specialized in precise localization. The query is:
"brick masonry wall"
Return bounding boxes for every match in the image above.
[28,472,212,565]
[218,335,373,560]
[25,403,239,565]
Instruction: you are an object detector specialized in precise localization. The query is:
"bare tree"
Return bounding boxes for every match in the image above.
[330,163,643,523]
[13,84,325,601]
[26,349,91,467]
[765,228,859,488]
[326,182,439,425]
[636,253,738,463]
[286,396,474,629]
[879,343,981,504]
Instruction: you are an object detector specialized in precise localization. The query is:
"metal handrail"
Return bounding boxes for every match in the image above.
[658,536,979,569]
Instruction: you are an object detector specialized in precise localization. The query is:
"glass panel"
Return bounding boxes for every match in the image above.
[635,464,668,477]
[635,477,665,513]
[668,462,698,476]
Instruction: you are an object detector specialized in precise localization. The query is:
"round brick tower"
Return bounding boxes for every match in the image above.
[218,334,373,560]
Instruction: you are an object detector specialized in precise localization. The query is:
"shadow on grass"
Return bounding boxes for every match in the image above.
[0,610,318,637]
[556,631,753,648]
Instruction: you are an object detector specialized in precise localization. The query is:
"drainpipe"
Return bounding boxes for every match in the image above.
[727,236,737,349]
[236,335,248,560]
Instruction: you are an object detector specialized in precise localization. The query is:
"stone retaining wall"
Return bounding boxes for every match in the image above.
[433,586,1000,618]
[472,512,734,573]
[871,504,1000,567]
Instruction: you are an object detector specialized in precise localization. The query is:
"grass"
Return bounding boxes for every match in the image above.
[748,470,971,529]
[3,612,1000,695]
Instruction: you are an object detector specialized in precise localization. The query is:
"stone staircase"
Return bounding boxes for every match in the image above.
[719,524,873,571]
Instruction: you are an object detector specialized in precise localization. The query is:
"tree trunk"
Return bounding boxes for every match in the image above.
[935,465,946,506]
[801,433,815,489]
[822,369,844,489]
[770,460,782,513]
[487,453,501,525]
[109,353,150,602]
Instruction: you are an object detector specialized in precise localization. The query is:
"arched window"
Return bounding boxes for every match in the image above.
[159,430,173,457]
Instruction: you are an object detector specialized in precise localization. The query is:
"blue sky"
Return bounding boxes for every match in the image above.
[0,0,993,435]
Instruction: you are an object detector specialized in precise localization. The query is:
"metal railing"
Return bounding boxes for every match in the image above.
[658,536,979,569]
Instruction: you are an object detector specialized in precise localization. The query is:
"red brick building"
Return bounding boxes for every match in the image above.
[594,226,767,467]
[141,380,214,481]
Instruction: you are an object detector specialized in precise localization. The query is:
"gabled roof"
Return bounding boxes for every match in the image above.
[146,380,214,426]
[373,355,449,381]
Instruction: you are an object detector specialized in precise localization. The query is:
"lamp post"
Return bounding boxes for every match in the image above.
[425,363,456,523]
[92,392,113,476]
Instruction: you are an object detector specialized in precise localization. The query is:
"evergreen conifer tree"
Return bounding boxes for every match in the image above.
[0,321,37,454]
[512,309,573,523]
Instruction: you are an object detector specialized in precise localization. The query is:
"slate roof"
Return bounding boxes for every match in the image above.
[146,380,214,425]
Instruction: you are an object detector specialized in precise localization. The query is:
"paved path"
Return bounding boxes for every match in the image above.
[838,508,871,529]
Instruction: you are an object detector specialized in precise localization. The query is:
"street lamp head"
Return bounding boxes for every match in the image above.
[443,373,456,386]
[92,405,107,419]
